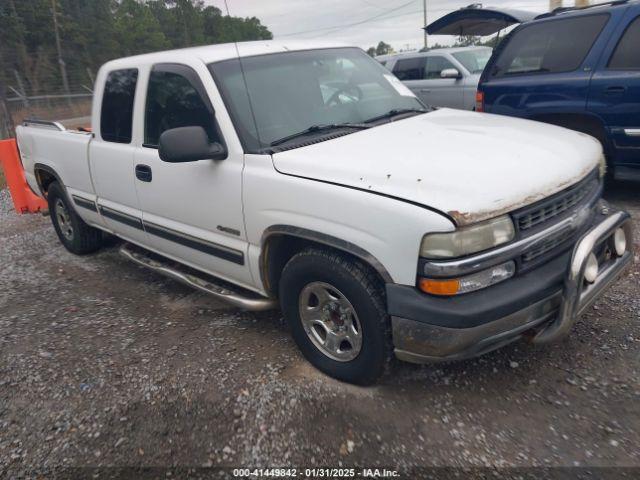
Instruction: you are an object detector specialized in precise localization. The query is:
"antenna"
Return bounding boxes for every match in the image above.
[222,0,264,149]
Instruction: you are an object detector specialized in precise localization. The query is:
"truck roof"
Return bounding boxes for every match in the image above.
[100,40,350,71]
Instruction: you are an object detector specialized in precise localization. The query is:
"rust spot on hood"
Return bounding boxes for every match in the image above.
[448,163,597,226]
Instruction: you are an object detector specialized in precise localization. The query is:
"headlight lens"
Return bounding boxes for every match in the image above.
[420,215,515,259]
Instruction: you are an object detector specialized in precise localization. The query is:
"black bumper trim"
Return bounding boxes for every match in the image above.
[387,250,570,329]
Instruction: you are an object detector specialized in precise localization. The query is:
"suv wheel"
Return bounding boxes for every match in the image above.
[279,248,392,385]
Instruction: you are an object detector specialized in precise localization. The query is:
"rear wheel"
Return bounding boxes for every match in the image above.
[279,248,392,385]
[47,182,103,255]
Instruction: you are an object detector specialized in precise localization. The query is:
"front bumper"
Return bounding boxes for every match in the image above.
[391,205,634,364]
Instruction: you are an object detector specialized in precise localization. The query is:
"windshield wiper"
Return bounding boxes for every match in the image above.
[363,108,428,124]
[270,123,370,147]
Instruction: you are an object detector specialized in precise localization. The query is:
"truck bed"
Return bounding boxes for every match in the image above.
[16,120,94,198]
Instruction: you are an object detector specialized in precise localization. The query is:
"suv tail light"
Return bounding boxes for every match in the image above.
[475,91,484,112]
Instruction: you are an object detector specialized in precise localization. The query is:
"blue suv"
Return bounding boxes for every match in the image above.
[427,1,640,181]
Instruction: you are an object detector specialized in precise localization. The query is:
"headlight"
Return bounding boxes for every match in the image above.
[420,215,515,259]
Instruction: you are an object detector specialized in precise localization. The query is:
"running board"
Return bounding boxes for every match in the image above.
[119,244,277,311]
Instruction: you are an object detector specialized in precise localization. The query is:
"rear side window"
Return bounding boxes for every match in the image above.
[144,64,220,147]
[608,16,640,70]
[393,57,426,80]
[100,69,138,143]
[491,14,609,77]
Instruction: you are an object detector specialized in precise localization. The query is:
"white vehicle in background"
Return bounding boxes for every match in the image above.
[377,46,492,110]
[14,41,633,385]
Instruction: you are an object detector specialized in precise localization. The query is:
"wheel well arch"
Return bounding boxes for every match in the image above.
[259,225,393,297]
[528,113,610,153]
[33,163,63,197]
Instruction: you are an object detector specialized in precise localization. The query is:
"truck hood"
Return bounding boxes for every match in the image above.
[271,109,602,226]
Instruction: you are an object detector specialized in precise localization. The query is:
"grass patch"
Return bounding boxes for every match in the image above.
[0,168,5,189]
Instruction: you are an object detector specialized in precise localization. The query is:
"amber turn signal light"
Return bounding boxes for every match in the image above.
[418,278,460,296]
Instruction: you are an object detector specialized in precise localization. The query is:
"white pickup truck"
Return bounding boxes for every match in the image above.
[15,41,633,384]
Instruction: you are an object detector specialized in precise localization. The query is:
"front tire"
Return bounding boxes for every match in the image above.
[47,182,103,255]
[279,248,392,385]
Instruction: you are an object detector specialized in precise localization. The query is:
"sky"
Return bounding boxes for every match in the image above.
[207,0,554,51]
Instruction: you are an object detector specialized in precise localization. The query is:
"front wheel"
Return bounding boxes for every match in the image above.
[47,182,103,255]
[279,248,392,385]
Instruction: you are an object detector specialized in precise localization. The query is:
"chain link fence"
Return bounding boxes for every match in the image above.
[0,90,93,140]
[0,50,96,139]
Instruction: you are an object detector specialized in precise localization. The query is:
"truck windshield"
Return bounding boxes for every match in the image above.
[209,47,426,152]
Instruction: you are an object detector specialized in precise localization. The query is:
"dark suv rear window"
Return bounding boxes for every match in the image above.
[490,14,609,77]
[608,16,640,70]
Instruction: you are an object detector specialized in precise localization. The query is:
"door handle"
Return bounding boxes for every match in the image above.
[604,86,627,95]
[135,164,152,182]
[420,89,432,93]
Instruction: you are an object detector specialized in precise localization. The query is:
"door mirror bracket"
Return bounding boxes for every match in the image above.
[158,126,227,163]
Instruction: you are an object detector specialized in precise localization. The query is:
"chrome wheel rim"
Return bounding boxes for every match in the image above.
[298,281,362,362]
[54,198,74,241]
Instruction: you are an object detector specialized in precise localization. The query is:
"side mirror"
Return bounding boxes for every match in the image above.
[441,68,462,79]
[158,126,227,163]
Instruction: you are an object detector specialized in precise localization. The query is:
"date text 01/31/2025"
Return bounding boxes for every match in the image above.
[232,468,400,478]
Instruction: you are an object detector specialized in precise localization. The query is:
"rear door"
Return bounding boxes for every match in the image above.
[391,56,428,102]
[89,68,148,245]
[480,13,611,118]
[588,12,640,178]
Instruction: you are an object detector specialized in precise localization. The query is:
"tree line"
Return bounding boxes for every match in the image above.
[366,35,500,58]
[0,0,273,96]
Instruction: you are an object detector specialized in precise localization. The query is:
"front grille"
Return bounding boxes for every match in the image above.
[514,173,599,233]
[514,170,601,272]
[522,226,576,264]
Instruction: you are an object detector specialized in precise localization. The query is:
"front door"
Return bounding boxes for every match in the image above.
[133,62,253,288]
[588,14,640,179]
[420,56,465,109]
[391,55,463,109]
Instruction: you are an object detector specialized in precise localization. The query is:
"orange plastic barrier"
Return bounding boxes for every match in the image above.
[0,138,48,214]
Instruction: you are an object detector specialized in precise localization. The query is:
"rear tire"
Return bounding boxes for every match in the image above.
[279,248,392,385]
[47,182,103,255]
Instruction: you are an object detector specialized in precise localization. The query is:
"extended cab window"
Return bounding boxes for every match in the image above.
[608,16,640,70]
[100,69,138,143]
[144,64,220,147]
[392,57,426,80]
[491,14,609,77]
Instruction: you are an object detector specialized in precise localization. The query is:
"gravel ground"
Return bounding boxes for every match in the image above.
[0,183,639,478]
